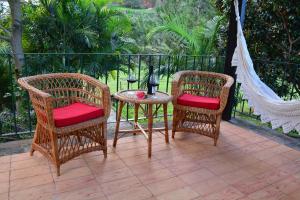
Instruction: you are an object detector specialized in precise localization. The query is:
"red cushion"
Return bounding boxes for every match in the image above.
[177,94,220,110]
[53,102,104,127]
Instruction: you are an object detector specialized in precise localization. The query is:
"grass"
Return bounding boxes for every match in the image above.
[99,68,174,122]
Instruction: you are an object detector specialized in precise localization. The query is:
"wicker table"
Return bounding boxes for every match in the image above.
[113,90,172,157]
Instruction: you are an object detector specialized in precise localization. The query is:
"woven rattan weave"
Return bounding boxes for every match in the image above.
[18,73,111,176]
[113,90,172,157]
[171,71,234,145]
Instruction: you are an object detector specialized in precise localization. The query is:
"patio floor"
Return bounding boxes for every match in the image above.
[0,121,300,200]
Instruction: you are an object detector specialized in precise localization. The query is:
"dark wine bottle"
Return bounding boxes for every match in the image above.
[147,65,154,95]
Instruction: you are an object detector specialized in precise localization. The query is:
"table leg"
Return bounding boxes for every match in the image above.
[113,101,125,147]
[147,104,153,158]
[134,103,139,135]
[163,103,169,143]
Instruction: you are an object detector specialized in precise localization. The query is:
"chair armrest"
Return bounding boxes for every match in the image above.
[171,71,187,103]
[219,75,234,112]
[80,74,111,118]
[18,78,55,128]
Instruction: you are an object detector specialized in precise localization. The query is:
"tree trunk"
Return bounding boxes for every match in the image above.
[8,0,24,79]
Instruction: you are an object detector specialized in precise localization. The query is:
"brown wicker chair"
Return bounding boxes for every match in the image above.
[18,73,111,176]
[171,71,234,145]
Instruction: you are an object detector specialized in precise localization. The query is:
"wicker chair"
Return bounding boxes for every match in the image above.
[171,71,234,145]
[18,73,111,176]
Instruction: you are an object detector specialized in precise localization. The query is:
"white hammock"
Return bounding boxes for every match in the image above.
[231,0,300,133]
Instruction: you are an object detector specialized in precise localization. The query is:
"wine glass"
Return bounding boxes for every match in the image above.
[127,71,137,90]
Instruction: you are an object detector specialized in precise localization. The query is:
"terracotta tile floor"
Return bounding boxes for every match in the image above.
[1,121,300,200]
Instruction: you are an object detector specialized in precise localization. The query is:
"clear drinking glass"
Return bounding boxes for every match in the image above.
[127,71,137,90]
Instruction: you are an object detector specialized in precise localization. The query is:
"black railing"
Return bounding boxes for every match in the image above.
[0,53,299,140]
[0,53,225,139]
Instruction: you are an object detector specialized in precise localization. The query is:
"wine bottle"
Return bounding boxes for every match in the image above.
[147,65,154,95]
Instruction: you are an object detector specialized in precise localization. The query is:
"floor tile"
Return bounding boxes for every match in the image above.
[247,185,286,200]
[178,168,215,185]
[0,192,8,200]
[10,183,55,200]
[56,184,106,200]
[289,189,300,200]
[53,166,92,182]
[156,186,199,200]
[10,158,48,171]
[232,176,270,195]
[0,172,9,183]
[137,168,174,185]
[0,181,9,194]
[203,186,245,200]
[190,176,228,196]
[116,147,148,158]
[10,174,53,192]
[107,186,153,200]
[122,155,157,166]
[220,169,252,184]
[55,175,97,193]
[11,152,32,162]
[272,176,300,195]
[146,177,186,196]
[0,162,10,173]
[88,159,126,174]
[0,156,10,164]
[95,167,133,184]
[129,161,165,176]
[11,165,50,180]
[101,176,142,196]
[1,127,300,200]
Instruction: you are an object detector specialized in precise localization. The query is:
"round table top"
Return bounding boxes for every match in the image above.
[113,90,172,104]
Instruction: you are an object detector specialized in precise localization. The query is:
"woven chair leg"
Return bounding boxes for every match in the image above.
[56,165,60,176]
[172,130,176,139]
[103,122,108,158]
[30,149,35,156]
[172,109,178,139]
[214,115,222,146]
[103,149,107,158]
[50,132,60,176]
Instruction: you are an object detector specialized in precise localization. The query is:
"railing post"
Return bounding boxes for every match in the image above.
[222,0,245,121]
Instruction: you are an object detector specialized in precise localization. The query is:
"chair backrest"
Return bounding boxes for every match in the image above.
[19,73,103,109]
[179,71,229,98]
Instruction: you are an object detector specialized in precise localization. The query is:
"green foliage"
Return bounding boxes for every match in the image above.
[122,0,156,9]
[113,6,161,53]
[215,0,300,98]
[147,15,224,55]
[22,0,135,54]
[147,0,223,55]
[18,0,138,78]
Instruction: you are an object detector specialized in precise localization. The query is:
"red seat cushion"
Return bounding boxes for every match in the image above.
[53,102,104,127]
[177,94,220,110]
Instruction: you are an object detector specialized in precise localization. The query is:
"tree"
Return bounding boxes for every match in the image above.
[215,0,300,97]
[147,0,223,55]
[20,0,137,77]
[0,0,24,78]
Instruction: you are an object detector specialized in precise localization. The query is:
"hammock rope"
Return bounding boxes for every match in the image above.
[232,0,300,133]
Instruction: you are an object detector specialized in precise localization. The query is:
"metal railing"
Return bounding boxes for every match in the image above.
[0,53,299,140]
[0,53,225,139]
